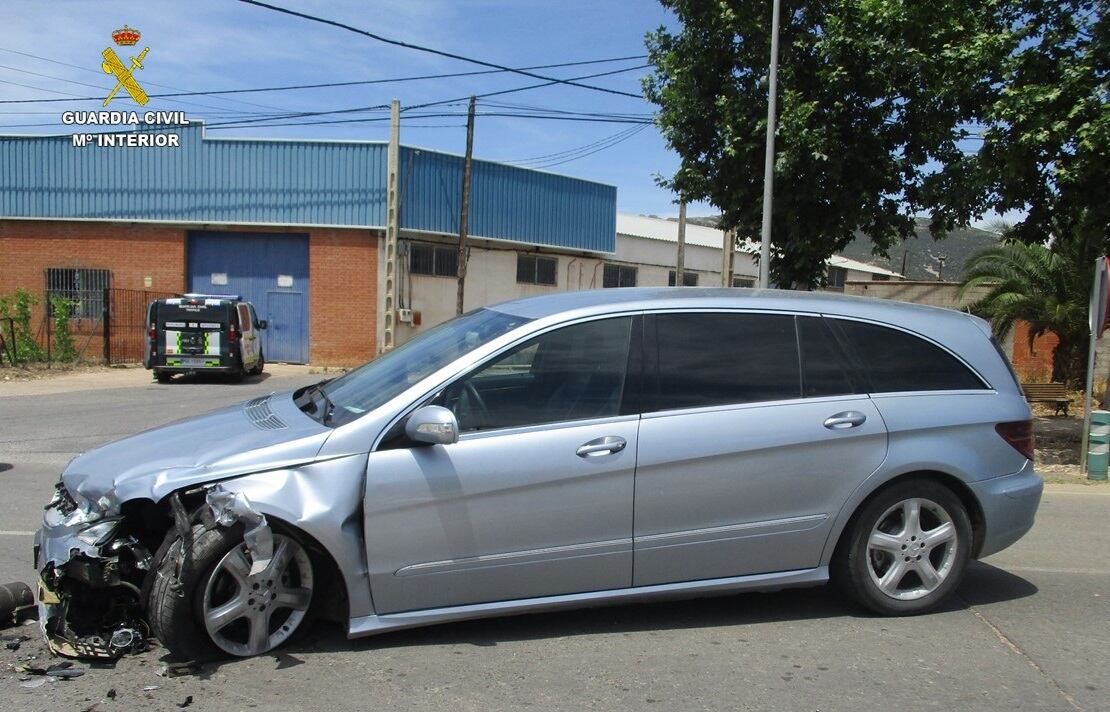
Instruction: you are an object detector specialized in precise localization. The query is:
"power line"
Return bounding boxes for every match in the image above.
[238,0,645,99]
[527,125,649,169]
[506,125,645,164]
[205,111,652,131]
[200,65,647,130]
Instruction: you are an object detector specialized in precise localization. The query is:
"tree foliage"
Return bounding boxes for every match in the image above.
[960,234,1099,385]
[645,0,1107,288]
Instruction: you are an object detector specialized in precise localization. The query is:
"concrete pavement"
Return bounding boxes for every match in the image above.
[0,372,1106,711]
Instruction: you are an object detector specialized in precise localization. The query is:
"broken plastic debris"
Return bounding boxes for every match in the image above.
[142,685,160,691]
[20,678,47,689]
[176,695,194,709]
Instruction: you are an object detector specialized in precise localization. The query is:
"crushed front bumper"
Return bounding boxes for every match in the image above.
[34,486,152,659]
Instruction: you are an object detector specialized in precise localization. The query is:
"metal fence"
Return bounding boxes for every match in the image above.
[44,267,111,321]
[104,287,175,364]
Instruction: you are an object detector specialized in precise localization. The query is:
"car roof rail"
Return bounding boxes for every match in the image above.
[179,293,243,301]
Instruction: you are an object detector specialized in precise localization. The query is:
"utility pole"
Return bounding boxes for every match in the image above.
[721,228,735,287]
[382,99,400,352]
[456,95,476,315]
[758,0,782,289]
[675,201,687,286]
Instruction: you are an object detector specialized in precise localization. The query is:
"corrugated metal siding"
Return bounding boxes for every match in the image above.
[0,125,615,252]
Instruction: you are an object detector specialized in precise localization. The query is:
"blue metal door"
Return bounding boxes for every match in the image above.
[265,292,307,364]
[187,232,309,363]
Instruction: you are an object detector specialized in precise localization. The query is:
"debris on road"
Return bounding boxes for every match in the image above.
[176,695,194,708]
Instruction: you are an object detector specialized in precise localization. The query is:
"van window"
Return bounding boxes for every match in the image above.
[797,316,857,397]
[237,304,252,333]
[446,317,633,431]
[831,319,985,393]
[649,313,800,411]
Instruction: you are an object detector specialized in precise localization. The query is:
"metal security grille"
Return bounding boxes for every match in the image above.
[668,270,699,287]
[104,287,175,364]
[409,243,458,277]
[44,267,111,320]
[603,264,637,288]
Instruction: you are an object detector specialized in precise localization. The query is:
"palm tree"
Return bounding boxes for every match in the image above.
[959,234,1100,387]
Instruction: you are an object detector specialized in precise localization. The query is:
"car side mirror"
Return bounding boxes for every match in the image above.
[258,320,268,330]
[405,406,459,446]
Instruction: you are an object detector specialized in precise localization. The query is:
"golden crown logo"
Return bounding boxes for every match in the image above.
[102,26,150,106]
[111,25,141,46]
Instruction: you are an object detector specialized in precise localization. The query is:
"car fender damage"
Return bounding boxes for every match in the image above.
[36,482,273,659]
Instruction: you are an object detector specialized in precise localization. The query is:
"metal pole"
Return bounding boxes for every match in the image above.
[102,287,111,364]
[675,201,686,286]
[456,96,476,315]
[758,0,782,289]
[382,99,401,352]
[1082,328,1096,473]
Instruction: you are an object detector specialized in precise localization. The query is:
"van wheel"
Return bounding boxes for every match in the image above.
[250,351,265,376]
[155,371,172,384]
[834,479,971,615]
[148,524,315,661]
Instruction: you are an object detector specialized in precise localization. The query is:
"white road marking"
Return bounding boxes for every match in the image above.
[1004,565,1110,575]
[0,530,35,536]
[1045,489,1110,496]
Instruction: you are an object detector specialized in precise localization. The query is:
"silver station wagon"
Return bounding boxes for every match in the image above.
[36,288,1043,660]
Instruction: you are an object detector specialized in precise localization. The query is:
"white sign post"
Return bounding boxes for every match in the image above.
[1081,257,1109,473]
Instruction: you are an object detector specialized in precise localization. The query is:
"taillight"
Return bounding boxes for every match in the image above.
[148,326,156,340]
[996,420,1035,460]
[228,327,239,342]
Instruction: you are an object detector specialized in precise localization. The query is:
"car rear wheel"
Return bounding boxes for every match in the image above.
[250,351,265,376]
[834,479,971,615]
[148,524,314,660]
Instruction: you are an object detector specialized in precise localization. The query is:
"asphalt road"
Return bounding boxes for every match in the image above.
[0,369,1107,712]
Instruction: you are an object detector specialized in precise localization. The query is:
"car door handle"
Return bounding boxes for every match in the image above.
[577,436,627,457]
[824,411,867,430]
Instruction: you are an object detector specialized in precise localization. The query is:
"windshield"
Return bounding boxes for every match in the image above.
[319,308,532,426]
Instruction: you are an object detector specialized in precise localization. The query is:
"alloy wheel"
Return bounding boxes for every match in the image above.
[865,498,957,601]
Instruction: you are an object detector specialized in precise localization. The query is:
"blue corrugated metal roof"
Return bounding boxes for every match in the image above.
[0,123,616,253]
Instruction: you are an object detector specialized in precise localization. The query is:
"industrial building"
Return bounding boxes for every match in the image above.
[1,122,901,365]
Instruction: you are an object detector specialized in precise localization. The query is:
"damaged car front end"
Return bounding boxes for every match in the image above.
[35,481,153,658]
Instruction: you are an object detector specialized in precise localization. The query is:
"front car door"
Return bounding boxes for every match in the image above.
[633,311,889,586]
[363,315,641,614]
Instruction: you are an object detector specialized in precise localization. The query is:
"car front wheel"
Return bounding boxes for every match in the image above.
[148,524,315,660]
[835,479,971,615]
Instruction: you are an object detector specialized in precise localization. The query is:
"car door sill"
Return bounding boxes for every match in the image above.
[348,566,828,639]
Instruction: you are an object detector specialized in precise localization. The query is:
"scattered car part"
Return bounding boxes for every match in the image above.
[204,486,273,574]
[0,581,34,627]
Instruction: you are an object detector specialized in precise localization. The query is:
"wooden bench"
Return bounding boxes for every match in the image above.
[1022,382,1070,416]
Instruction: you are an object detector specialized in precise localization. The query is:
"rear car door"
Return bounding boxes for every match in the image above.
[236,303,258,368]
[363,315,641,614]
[633,311,889,586]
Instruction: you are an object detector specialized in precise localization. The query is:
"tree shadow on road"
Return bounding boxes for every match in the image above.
[282,560,1037,655]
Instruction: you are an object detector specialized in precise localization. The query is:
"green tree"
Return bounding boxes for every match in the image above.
[959,234,1099,386]
[645,0,1106,288]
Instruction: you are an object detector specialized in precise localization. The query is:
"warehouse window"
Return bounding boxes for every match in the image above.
[668,270,698,287]
[516,254,557,286]
[732,276,756,288]
[410,243,458,278]
[603,264,637,288]
[827,266,847,290]
[44,267,110,320]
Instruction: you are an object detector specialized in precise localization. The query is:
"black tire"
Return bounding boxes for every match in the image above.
[146,523,315,661]
[833,478,972,616]
[250,351,265,376]
[155,370,172,384]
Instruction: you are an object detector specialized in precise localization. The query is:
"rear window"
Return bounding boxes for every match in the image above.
[157,303,230,327]
[832,319,985,393]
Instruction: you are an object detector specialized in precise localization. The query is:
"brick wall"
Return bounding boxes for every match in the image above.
[1010,321,1058,382]
[0,219,378,365]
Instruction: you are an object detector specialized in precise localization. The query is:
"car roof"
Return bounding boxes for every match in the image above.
[489,287,974,326]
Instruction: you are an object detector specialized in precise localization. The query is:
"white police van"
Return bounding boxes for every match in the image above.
[144,294,266,382]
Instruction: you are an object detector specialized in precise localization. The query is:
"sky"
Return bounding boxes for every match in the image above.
[0,0,710,217]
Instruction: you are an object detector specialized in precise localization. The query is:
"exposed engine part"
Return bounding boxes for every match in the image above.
[205,485,273,575]
[0,581,34,626]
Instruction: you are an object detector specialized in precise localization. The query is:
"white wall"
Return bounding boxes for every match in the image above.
[395,233,759,343]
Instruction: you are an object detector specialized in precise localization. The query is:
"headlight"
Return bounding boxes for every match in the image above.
[75,520,120,547]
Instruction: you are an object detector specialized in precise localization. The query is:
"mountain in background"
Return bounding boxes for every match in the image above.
[671,215,1001,281]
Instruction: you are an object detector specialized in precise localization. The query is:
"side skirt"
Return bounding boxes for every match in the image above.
[347,566,828,639]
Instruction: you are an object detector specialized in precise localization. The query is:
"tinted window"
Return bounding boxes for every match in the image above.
[797,317,856,397]
[516,254,558,285]
[668,270,698,286]
[650,313,800,411]
[833,319,985,392]
[446,317,632,431]
[410,243,458,277]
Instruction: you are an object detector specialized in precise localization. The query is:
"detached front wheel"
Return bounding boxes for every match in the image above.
[148,524,315,660]
[835,480,971,615]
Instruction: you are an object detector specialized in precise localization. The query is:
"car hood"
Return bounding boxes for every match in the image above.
[62,392,333,504]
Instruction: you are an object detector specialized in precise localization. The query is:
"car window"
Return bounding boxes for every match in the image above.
[444,317,633,432]
[797,316,857,398]
[237,304,251,333]
[831,318,985,392]
[649,312,800,411]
